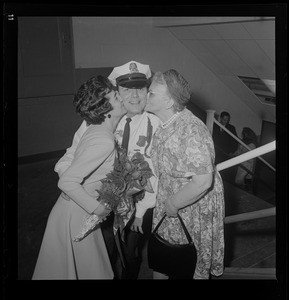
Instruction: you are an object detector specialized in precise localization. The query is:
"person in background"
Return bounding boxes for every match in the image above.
[233,127,258,189]
[105,60,161,279]
[33,75,127,279]
[212,111,238,164]
[212,111,238,182]
[145,69,225,279]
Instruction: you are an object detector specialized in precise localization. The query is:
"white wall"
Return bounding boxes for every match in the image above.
[72,17,262,137]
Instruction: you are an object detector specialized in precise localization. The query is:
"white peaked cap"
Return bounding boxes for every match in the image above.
[108,60,151,88]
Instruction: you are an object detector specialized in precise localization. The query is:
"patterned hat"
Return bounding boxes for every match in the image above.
[108,60,151,88]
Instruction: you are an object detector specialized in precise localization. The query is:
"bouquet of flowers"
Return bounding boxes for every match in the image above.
[73,143,154,242]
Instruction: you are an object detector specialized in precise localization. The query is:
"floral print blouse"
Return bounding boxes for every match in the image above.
[150,108,225,279]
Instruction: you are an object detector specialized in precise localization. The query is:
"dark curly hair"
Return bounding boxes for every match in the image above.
[73,75,114,125]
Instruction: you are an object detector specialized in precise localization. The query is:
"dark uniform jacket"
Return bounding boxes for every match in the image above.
[213,123,238,164]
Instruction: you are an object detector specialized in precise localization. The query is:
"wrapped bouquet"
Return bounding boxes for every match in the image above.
[73,143,154,242]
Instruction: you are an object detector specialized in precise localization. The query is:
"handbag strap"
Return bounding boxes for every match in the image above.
[153,213,193,244]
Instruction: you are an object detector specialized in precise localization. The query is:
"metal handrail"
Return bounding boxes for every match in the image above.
[214,144,275,193]
[205,110,276,224]
[213,118,275,172]
[216,140,276,224]
[225,207,275,224]
[216,141,276,172]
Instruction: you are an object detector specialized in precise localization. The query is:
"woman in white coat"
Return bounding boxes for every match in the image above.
[32,76,127,279]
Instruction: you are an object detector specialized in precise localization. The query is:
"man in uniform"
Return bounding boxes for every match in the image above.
[104,60,160,279]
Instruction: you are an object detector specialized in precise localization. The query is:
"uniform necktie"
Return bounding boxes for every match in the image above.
[121,117,132,152]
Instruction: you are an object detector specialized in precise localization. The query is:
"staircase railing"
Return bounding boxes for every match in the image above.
[214,144,275,193]
[214,118,275,172]
[217,140,276,223]
[206,110,276,279]
[216,141,275,172]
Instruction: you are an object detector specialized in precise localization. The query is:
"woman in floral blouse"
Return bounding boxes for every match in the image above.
[145,70,225,279]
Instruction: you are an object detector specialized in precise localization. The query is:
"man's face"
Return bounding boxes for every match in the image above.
[118,86,148,117]
[220,115,230,126]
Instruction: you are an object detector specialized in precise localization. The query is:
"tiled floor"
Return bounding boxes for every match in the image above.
[17,158,275,280]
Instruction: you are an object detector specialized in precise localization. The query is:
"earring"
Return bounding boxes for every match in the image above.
[107,114,111,118]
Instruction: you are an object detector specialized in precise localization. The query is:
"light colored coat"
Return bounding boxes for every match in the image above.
[32,124,114,279]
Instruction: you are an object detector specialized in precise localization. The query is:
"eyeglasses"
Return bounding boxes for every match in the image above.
[147,90,163,98]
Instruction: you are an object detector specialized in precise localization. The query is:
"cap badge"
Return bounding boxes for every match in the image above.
[129,63,139,73]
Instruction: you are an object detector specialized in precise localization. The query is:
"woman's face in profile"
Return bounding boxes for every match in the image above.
[106,90,127,118]
[145,82,167,114]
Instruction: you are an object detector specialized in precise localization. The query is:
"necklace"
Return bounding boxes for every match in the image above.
[161,112,180,129]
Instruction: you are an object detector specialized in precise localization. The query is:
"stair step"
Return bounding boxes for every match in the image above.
[230,240,275,268]
[212,267,276,280]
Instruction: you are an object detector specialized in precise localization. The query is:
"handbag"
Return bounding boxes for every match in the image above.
[147,213,197,278]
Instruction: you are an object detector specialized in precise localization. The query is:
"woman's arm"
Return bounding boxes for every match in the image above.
[165,118,215,216]
[165,173,213,216]
[54,121,88,176]
[58,134,114,215]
